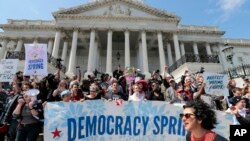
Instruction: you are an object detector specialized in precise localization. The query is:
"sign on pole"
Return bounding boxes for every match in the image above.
[0,59,19,82]
[24,44,48,76]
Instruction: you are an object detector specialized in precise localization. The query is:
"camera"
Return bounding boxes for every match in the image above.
[196,67,205,74]
[56,58,63,69]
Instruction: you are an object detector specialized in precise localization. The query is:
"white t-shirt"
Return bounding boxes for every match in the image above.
[128,92,145,101]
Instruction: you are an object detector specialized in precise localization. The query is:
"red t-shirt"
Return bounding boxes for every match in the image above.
[71,89,84,101]
[191,131,216,141]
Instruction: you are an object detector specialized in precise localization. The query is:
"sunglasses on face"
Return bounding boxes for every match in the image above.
[180,113,195,119]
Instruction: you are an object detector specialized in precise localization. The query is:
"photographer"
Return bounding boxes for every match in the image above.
[13,93,41,141]
[0,82,22,141]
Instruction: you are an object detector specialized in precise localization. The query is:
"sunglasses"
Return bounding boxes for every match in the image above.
[180,113,195,119]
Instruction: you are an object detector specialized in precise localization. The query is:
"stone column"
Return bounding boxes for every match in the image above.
[0,39,8,59]
[167,43,173,66]
[15,39,23,51]
[85,30,96,77]
[66,29,78,77]
[193,42,198,54]
[141,31,150,78]
[106,30,113,75]
[193,42,200,62]
[157,32,166,73]
[180,42,185,56]
[61,40,68,65]
[124,30,130,68]
[173,33,181,61]
[206,42,212,55]
[92,41,98,71]
[52,30,61,58]
[96,46,100,71]
[47,39,54,54]
[138,43,143,71]
[136,47,139,69]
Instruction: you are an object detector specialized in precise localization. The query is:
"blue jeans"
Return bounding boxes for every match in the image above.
[16,123,41,141]
[7,119,18,141]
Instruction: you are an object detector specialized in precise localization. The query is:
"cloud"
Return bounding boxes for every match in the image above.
[218,0,246,12]
[215,0,247,22]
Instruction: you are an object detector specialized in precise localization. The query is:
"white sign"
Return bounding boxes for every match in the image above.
[203,72,229,97]
[44,101,231,141]
[0,59,18,82]
[24,44,48,76]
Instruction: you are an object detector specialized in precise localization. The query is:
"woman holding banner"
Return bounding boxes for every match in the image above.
[181,99,228,141]
[13,92,41,141]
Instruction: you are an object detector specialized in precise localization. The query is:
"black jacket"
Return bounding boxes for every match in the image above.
[236,114,250,126]
[0,93,21,123]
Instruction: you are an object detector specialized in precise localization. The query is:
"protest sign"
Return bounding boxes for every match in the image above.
[24,44,48,76]
[203,72,229,97]
[44,101,231,141]
[0,59,18,82]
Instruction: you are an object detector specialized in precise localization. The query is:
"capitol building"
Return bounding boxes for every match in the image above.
[1,0,250,80]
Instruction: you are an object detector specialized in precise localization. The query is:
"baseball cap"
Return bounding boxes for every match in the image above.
[60,90,71,97]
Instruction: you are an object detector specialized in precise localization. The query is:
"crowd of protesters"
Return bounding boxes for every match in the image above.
[0,66,250,140]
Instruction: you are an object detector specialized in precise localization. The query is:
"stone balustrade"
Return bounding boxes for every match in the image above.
[179,24,219,31]
[7,19,55,26]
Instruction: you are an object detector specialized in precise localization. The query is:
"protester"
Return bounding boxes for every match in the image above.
[0,82,8,141]
[0,82,23,141]
[181,99,228,141]
[166,78,179,103]
[85,84,101,100]
[226,96,248,125]
[128,84,146,101]
[105,82,127,101]
[136,80,148,99]
[13,93,41,141]
[52,79,68,101]
[0,66,243,140]
[148,88,164,101]
[227,80,236,99]
[148,81,160,99]
[60,90,71,102]
[70,83,84,102]
[230,105,250,126]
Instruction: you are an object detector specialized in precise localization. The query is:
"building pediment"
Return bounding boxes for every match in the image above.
[53,0,180,22]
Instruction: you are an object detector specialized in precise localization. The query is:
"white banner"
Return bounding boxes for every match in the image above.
[0,59,19,82]
[24,44,48,76]
[44,101,232,141]
[203,72,229,97]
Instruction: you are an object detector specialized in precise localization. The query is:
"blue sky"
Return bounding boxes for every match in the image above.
[0,0,249,39]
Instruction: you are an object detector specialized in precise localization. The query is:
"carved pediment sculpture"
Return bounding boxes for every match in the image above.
[103,4,131,16]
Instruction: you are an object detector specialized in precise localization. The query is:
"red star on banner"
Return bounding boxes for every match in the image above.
[51,128,61,139]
